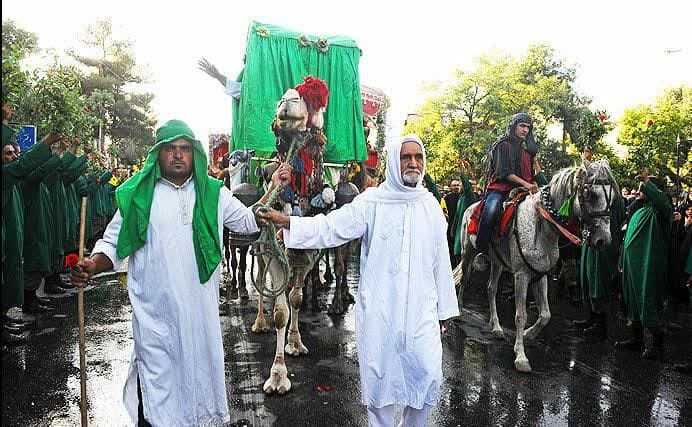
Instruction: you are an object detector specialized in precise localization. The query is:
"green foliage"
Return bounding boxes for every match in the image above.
[9,61,96,140]
[405,44,586,183]
[1,20,37,105]
[617,86,692,187]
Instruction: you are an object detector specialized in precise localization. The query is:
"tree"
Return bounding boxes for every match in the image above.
[405,44,589,183]
[70,17,155,165]
[618,86,692,188]
[2,20,37,105]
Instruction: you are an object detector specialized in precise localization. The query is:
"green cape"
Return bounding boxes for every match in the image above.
[115,120,224,283]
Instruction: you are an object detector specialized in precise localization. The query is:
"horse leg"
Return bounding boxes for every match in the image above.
[264,290,291,394]
[513,271,532,373]
[524,276,551,340]
[328,245,346,315]
[251,256,270,334]
[323,249,334,285]
[488,262,504,338]
[228,245,239,300]
[238,246,249,301]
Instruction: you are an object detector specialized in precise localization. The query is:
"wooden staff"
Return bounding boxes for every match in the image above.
[77,196,88,426]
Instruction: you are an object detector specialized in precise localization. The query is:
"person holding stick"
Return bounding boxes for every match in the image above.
[70,120,291,426]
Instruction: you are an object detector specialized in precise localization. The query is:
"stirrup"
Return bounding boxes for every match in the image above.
[473,253,490,271]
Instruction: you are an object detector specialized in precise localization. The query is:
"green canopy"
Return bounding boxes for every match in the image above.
[231,21,367,163]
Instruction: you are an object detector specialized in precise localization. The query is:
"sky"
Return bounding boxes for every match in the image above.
[3,0,691,145]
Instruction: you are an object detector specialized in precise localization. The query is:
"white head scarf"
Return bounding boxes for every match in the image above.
[364,134,431,203]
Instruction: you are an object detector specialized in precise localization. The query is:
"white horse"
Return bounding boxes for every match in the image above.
[456,160,618,372]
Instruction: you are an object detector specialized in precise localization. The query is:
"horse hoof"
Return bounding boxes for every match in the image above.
[342,292,355,304]
[328,299,345,315]
[515,358,532,373]
[228,288,239,300]
[239,287,249,300]
[491,329,504,339]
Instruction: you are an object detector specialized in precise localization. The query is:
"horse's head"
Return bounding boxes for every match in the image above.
[573,159,619,250]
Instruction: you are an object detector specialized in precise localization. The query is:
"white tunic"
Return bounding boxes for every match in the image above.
[93,177,258,426]
[284,188,459,409]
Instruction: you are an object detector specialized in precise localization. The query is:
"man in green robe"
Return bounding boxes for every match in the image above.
[2,122,57,343]
[615,171,672,358]
[451,172,479,259]
[575,185,625,338]
[21,149,61,310]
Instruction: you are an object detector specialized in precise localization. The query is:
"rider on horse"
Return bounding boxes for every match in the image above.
[474,113,539,271]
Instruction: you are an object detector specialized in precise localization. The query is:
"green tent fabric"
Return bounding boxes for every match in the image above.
[231,21,367,164]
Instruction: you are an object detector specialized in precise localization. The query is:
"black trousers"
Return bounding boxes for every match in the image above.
[137,376,152,427]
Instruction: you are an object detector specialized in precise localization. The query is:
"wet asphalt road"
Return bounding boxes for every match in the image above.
[2,255,691,426]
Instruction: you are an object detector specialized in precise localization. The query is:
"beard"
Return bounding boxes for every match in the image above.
[401,170,421,186]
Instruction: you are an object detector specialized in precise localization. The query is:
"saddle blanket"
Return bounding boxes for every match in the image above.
[467,191,529,237]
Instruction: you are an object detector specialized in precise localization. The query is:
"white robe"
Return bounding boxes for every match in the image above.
[93,177,258,426]
[283,189,459,409]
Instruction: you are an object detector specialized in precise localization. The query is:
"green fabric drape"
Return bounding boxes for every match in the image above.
[115,120,223,284]
[232,21,366,164]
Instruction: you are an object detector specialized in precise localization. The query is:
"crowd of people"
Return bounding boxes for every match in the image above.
[2,104,118,344]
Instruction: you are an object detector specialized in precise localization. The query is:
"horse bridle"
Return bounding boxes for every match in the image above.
[576,177,613,240]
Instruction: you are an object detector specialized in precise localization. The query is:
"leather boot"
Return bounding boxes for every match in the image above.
[614,322,643,350]
[583,312,607,339]
[573,311,596,328]
[642,327,664,359]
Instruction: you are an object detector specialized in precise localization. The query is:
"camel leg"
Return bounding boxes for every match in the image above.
[285,287,309,356]
[309,265,321,311]
[238,246,249,301]
[513,271,531,372]
[340,242,355,304]
[228,245,239,300]
[251,257,270,334]
[323,249,334,285]
[524,276,551,340]
[328,245,346,315]
[264,291,291,394]
[488,262,504,338]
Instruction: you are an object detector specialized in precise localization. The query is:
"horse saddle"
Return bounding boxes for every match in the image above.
[467,190,530,237]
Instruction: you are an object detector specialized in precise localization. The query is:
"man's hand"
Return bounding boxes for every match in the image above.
[256,208,291,229]
[197,57,227,87]
[271,163,293,188]
[70,259,97,288]
[524,182,539,194]
[440,320,449,335]
[533,157,542,174]
[43,133,63,146]
[636,168,650,183]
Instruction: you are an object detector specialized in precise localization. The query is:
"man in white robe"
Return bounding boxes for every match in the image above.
[71,119,291,426]
[260,134,459,427]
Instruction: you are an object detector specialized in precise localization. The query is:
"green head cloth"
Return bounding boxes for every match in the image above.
[2,123,17,147]
[115,119,224,283]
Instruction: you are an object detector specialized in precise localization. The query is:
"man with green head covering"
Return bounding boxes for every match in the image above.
[2,105,59,343]
[70,119,292,426]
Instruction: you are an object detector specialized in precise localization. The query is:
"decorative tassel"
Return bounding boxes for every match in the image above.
[558,196,572,217]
